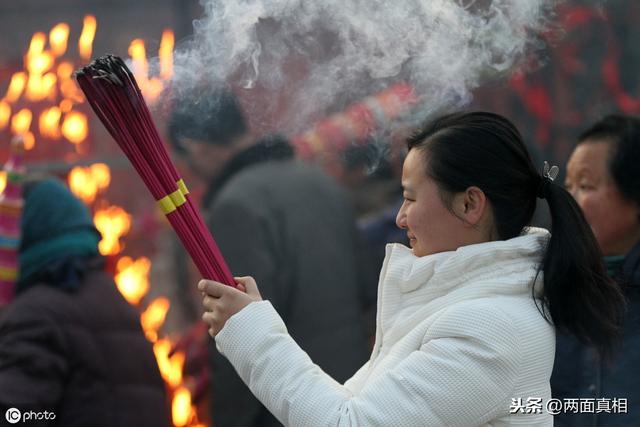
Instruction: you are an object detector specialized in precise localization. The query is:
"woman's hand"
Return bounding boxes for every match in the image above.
[199,276,262,337]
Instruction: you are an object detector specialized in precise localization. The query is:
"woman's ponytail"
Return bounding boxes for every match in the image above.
[540,180,626,361]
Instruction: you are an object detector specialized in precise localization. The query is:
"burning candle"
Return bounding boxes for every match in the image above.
[39,106,62,139]
[11,108,32,135]
[49,23,70,57]
[78,15,97,60]
[61,111,88,144]
[4,72,27,103]
[159,30,174,80]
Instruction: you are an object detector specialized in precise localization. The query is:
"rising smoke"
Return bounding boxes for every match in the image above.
[168,0,557,138]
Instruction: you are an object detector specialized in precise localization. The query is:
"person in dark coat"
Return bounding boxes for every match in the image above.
[0,178,170,427]
[168,86,376,427]
[553,114,640,426]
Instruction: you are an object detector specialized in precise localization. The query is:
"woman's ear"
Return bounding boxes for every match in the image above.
[455,186,487,226]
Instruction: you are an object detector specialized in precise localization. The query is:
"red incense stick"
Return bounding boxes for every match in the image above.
[75,55,235,287]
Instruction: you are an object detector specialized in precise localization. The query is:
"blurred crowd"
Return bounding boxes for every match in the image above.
[0,81,639,425]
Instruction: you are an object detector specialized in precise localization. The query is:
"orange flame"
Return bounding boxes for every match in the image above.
[59,99,74,113]
[27,32,46,56]
[79,15,97,60]
[146,78,164,103]
[42,72,58,101]
[11,108,32,134]
[68,167,95,203]
[57,61,73,80]
[23,131,35,151]
[4,72,28,103]
[128,38,166,102]
[61,110,88,144]
[25,71,57,102]
[160,30,175,80]
[0,172,6,194]
[141,297,171,342]
[68,163,111,204]
[94,205,131,256]
[154,338,185,389]
[90,163,111,189]
[60,81,84,103]
[114,256,150,305]
[26,75,43,102]
[145,78,164,102]
[39,106,62,139]
[128,39,148,78]
[58,61,84,103]
[26,51,54,76]
[49,23,70,57]
[171,386,194,427]
[0,101,10,130]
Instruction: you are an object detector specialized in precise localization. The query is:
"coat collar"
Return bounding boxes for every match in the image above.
[380,227,550,295]
[373,228,550,351]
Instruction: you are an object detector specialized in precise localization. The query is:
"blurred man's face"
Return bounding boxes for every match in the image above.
[565,140,640,256]
[178,137,236,183]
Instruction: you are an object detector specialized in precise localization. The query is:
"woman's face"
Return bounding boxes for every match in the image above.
[396,149,468,257]
[565,140,640,256]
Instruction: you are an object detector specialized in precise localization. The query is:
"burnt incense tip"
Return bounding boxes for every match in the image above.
[74,54,133,87]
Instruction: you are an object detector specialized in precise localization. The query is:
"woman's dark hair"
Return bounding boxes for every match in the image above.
[407,111,625,360]
[578,114,640,207]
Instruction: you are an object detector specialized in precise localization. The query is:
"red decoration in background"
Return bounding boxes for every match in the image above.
[602,44,640,115]
[292,83,417,159]
[510,72,553,145]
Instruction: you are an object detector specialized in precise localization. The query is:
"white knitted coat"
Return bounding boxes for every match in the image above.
[216,228,555,426]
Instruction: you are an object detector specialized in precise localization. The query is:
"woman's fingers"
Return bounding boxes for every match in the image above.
[234,276,261,298]
[198,279,227,298]
[199,276,263,337]
[202,294,216,310]
[202,311,221,336]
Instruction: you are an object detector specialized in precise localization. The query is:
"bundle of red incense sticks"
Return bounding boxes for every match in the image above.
[75,55,235,287]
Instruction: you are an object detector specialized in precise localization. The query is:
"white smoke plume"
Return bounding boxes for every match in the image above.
[169,0,556,137]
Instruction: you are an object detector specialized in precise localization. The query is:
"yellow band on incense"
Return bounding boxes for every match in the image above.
[157,180,190,214]
[177,179,189,195]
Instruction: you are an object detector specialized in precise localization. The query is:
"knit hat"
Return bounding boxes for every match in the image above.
[18,178,101,288]
[0,137,25,305]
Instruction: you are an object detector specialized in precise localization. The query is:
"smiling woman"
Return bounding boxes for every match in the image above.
[396,148,496,257]
[199,111,626,427]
